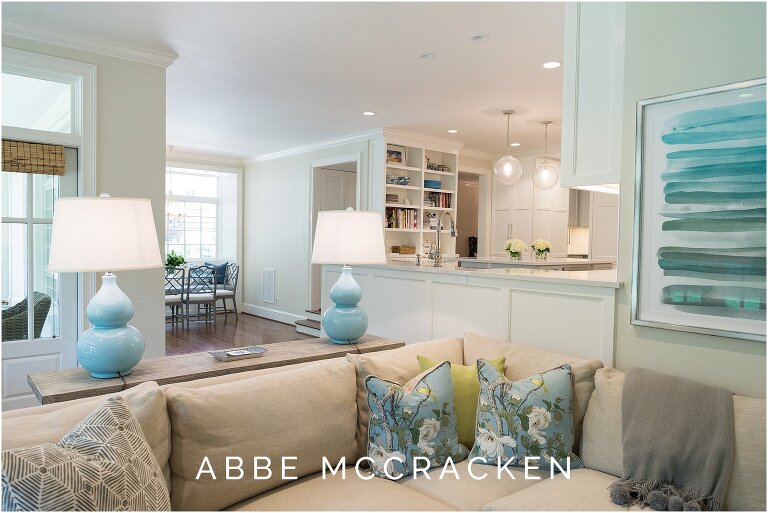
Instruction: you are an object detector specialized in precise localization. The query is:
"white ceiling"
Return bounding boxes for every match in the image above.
[2,2,565,160]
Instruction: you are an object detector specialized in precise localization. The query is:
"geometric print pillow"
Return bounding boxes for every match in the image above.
[470,360,583,472]
[2,396,171,511]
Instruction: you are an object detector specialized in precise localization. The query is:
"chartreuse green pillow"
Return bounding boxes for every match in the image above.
[417,354,506,448]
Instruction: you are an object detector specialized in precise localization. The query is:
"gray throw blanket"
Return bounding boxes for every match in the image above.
[609,367,734,511]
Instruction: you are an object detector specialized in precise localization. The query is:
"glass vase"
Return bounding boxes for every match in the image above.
[534,251,548,261]
[508,252,522,261]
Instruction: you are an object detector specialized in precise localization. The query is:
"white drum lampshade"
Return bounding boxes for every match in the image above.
[311,209,387,265]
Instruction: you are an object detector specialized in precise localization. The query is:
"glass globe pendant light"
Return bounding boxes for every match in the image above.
[533,120,560,190]
[493,110,523,185]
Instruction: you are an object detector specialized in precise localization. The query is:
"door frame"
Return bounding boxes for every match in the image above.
[2,49,96,409]
[306,153,361,312]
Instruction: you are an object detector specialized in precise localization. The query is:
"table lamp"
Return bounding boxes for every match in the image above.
[48,194,163,378]
[311,208,386,344]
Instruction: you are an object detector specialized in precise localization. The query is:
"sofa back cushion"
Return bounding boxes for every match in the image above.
[1,381,171,490]
[463,332,602,453]
[581,367,766,511]
[346,336,464,458]
[164,358,358,511]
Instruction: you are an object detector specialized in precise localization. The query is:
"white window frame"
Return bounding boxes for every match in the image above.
[2,47,97,335]
[165,161,242,263]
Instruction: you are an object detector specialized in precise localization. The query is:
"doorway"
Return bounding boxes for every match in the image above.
[456,173,480,257]
[309,159,358,312]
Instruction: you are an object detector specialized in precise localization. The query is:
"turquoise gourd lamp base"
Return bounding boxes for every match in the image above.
[322,265,368,344]
[77,273,145,378]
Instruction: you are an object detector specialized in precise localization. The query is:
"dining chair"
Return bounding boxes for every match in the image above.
[215,263,239,320]
[185,265,217,327]
[165,266,185,327]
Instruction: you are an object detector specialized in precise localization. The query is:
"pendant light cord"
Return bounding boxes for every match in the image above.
[505,112,511,156]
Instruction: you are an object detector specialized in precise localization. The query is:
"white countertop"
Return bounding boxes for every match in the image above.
[360,260,621,288]
[456,256,616,266]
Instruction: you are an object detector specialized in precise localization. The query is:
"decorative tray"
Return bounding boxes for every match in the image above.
[208,345,268,362]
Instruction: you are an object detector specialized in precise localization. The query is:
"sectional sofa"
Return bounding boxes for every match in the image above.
[2,333,765,511]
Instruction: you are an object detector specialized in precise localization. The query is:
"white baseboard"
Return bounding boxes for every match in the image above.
[242,303,304,325]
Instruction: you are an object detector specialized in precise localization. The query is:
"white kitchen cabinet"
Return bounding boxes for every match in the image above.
[491,155,568,257]
[589,192,619,260]
[568,189,592,227]
[560,2,625,187]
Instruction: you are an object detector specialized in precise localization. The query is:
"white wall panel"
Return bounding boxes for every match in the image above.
[432,282,508,340]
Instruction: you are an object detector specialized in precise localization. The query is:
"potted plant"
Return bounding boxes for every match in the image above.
[504,239,528,261]
[165,250,186,268]
[531,239,552,261]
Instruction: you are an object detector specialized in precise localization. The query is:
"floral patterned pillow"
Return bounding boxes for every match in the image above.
[470,359,583,471]
[365,361,467,479]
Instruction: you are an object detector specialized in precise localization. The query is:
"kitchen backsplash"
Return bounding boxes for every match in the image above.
[567,226,590,255]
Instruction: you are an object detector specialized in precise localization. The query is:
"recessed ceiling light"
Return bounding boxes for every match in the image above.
[471,34,489,42]
[362,111,376,116]
[510,143,521,147]
[418,53,435,60]
[542,61,562,69]
[738,93,753,98]
[447,129,459,134]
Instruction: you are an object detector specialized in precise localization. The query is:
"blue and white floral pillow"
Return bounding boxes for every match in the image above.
[470,359,583,471]
[365,361,467,479]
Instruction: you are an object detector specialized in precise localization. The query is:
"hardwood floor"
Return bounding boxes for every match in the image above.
[165,313,312,356]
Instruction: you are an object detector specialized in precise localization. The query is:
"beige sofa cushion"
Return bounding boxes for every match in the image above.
[226,468,451,511]
[481,468,629,511]
[580,367,624,477]
[165,358,358,511]
[464,332,603,452]
[399,458,547,510]
[346,336,464,457]
[1,381,171,489]
[580,368,766,511]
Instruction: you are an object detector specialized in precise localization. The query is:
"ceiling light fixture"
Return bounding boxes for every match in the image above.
[509,142,521,147]
[362,111,376,116]
[533,121,559,190]
[493,110,523,185]
[542,61,562,69]
[418,53,435,60]
[447,129,459,134]
[471,34,489,42]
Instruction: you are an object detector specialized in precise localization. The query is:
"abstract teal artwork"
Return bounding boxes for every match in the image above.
[633,79,766,341]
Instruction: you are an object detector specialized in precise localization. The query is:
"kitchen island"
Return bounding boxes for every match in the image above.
[321,261,621,365]
[456,256,615,271]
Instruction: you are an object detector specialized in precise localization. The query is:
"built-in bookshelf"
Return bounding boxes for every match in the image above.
[381,140,459,259]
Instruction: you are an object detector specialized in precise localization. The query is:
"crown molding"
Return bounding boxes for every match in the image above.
[459,148,497,162]
[382,128,465,153]
[166,147,245,168]
[245,129,385,164]
[2,22,178,68]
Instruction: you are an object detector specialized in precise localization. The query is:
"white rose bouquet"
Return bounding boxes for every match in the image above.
[531,239,552,254]
[504,238,528,258]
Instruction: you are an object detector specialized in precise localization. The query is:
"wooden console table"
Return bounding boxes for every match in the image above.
[27,335,403,405]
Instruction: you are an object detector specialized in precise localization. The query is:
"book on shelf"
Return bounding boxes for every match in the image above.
[385,207,418,229]
[426,192,452,208]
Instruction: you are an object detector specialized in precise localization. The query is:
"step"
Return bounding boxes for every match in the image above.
[304,309,322,322]
[295,318,321,337]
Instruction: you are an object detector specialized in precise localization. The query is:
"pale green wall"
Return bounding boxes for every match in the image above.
[615,2,766,397]
[243,141,372,319]
[3,36,167,358]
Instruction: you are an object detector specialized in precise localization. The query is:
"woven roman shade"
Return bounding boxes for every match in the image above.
[2,139,65,176]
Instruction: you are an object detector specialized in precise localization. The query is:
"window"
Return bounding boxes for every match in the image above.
[165,166,238,260]
[1,73,72,133]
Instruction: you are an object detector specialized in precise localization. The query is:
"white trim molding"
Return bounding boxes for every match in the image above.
[246,129,384,164]
[459,148,497,161]
[3,22,178,68]
[241,303,304,326]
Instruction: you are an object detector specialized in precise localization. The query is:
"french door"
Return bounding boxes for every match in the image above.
[1,148,79,409]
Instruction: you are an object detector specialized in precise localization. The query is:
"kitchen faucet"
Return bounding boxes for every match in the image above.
[429,212,456,267]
